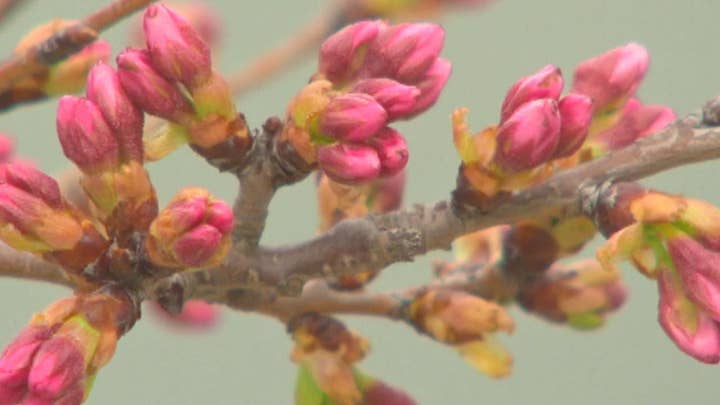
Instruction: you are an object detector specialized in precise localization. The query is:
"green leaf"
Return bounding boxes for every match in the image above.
[295,364,331,405]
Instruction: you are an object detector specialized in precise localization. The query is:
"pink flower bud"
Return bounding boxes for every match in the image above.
[1,163,62,209]
[23,383,84,405]
[319,21,383,84]
[318,143,381,185]
[143,4,212,88]
[365,23,445,82]
[369,169,406,213]
[668,236,720,321]
[147,188,233,269]
[56,96,119,174]
[0,326,51,399]
[26,338,85,400]
[658,269,720,363]
[86,62,144,162]
[494,98,562,171]
[408,58,451,116]
[571,43,649,111]
[320,93,387,142]
[149,299,221,330]
[368,127,408,176]
[500,65,563,122]
[553,93,592,158]
[116,48,194,122]
[351,79,420,120]
[597,98,675,150]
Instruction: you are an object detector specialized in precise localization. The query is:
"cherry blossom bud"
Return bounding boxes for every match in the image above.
[667,236,720,321]
[319,20,383,83]
[368,127,408,176]
[320,93,387,142]
[0,326,52,404]
[596,98,675,150]
[86,62,144,162]
[147,188,233,269]
[2,163,62,209]
[317,143,381,185]
[494,98,561,171]
[408,57,452,116]
[658,269,720,363]
[410,290,514,344]
[500,65,563,122]
[116,49,194,122]
[366,23,445,82]
[26,338,85,400]
[149,299,221,330]
[56,96,119,175]
[553,93,592,158]
[351,78,420,120]
[571,43,649,112]
[144,3,212,88]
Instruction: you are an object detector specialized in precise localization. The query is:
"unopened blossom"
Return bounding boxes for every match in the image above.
[494,98,562,172]
[146,188,233,269]
[318,20,384,84]
[500,64,563,122]
[147,300,221,330]
[367,127,409,176]
[317,144,381,184]
[553,93,593,158]
[594,98,675,150]
[571,43,649,113]
[143,3,212,88]
[319,93,388,142]
[409,290,514,377]
[351,78,420,119]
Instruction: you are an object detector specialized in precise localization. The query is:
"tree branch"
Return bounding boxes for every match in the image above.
[146,110,720,310]
[0,0,29,24]
[0,0,151,94]
[0,242,72,287]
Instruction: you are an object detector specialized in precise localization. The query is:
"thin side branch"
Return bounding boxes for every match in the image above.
[0,0,29,24]
[0,242,71,287]
[0,0,151,93]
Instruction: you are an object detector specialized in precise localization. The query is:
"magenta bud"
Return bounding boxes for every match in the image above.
[658,269,720,364]
[56,95,119,174]
[495,98,562,171]
[366,23,445,82]
[23,383,84,405]
[143,4,212,88]
[27,338,85,400]
[319,20,384,83]
[1,163,62,209]
[0,326,51,392]
[320,93,387,142]
[351,79,420,120]
[571,43,649,111]
[408,58,451,116]
[668,237,720,321]
[172,223,223,267]
[597,98,675,150]
[206,201,233,235]
[116,48,193,122]
[317,143,381,185]
[149,299,220,330]
[553,93,592,158]
[500,65,563,122]
[368,127,409,176]
[86,62,144,162]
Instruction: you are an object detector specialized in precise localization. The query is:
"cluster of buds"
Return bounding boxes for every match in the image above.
[0,290,137,405]
[571,43,675,155]
[408,290,515,377]
[57,62,157,239]
[0,162,108,272]
[1,19,110,110]
[517,259,627,330]
[145,188,233,269]
[596,183,720,363]
[117,3,249,160]
[281,20,451,184]
[288,313,371,404]
[453,44,674,206]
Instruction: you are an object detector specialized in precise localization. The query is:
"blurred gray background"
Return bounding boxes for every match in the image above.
[0,0,718,403]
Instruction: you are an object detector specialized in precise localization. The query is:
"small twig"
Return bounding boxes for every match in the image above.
[0,0,152,93]
[0,242,71,287]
